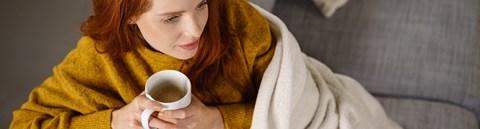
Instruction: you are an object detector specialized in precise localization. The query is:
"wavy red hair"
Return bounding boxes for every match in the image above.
[81,0,255,104]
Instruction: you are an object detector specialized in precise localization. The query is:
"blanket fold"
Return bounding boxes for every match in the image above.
[250,3,403,129]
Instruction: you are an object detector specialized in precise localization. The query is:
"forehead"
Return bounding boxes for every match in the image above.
[148,0,201,13]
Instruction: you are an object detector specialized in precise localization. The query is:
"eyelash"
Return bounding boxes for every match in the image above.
[162,0,208,24]
[163,16,179,24]
[197,0,208,10]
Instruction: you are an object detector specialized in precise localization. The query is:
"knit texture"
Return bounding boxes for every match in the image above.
[10,0,273,128]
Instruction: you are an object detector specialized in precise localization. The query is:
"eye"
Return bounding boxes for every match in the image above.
[163,16,179,24]
[197,0,208,10]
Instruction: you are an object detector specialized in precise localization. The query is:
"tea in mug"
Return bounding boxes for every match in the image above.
[152,83,186,103]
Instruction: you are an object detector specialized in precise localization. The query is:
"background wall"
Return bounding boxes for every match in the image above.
[0,0,92,128]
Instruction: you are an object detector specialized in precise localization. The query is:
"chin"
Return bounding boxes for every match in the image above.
[174,51,198,60]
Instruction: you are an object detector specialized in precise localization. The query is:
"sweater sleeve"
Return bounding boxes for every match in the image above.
[10,37,126,129]
[215,0,275,128]
[216,38,275,129]
[216,101,255,129]
[217,0,275,127]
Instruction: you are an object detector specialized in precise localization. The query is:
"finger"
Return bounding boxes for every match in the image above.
[172,117,198,128]
[158,117,179,125]
[149,117,177,129]
[156,112,179,124]
[136,95,163,111]
[160,97,202,119]
[139,90,147,95]
[160,109,189,119]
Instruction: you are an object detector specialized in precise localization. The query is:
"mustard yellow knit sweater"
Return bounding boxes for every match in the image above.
[10,0,273,128]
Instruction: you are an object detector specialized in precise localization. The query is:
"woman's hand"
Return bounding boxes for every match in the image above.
[111,92,177,129]
[157,96,226,129]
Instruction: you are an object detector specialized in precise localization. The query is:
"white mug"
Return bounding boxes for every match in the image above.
[141,70,192,129]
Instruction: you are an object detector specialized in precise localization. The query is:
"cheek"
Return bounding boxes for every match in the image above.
[136,21,158,43]
[137,21,179,47]
[199,9,209,30]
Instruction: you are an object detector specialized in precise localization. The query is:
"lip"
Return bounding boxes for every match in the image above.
[178,40,199,51]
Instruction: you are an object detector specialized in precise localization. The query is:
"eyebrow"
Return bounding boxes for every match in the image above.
[157,10,185,16]
[156,0,206,16]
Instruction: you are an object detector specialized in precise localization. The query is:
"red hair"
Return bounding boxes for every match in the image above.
[81,0,255,104]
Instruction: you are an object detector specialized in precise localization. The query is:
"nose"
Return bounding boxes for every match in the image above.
[184,15,203,38]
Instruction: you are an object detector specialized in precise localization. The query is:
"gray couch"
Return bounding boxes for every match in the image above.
[251,0,480,128]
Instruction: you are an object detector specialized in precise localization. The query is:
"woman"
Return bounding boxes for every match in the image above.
[10,0,274,128]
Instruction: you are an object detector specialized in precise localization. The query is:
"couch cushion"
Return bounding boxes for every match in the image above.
[249,0,276,11]
[376,97,479,129]
[272,0,480,118]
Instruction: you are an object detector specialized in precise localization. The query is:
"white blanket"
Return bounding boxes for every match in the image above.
[250,3,403,129]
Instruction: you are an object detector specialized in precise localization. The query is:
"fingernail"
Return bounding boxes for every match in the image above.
[158,112,164,117]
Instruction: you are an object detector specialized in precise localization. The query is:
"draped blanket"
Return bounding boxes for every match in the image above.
[250,3,403,129]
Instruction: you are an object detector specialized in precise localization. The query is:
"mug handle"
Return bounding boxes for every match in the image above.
[141,108,155,129]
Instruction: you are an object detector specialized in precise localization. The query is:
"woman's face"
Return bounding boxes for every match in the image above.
[135,0,208,60]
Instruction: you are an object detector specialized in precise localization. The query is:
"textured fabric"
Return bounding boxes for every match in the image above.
[217,101,255,129]
[376,97,479,129]
[251,4,402,129]
[312,0,348,17]
[216,0,275,128]
[10,0,274,128]
[249,0,276,11]
[272,0,480,119]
